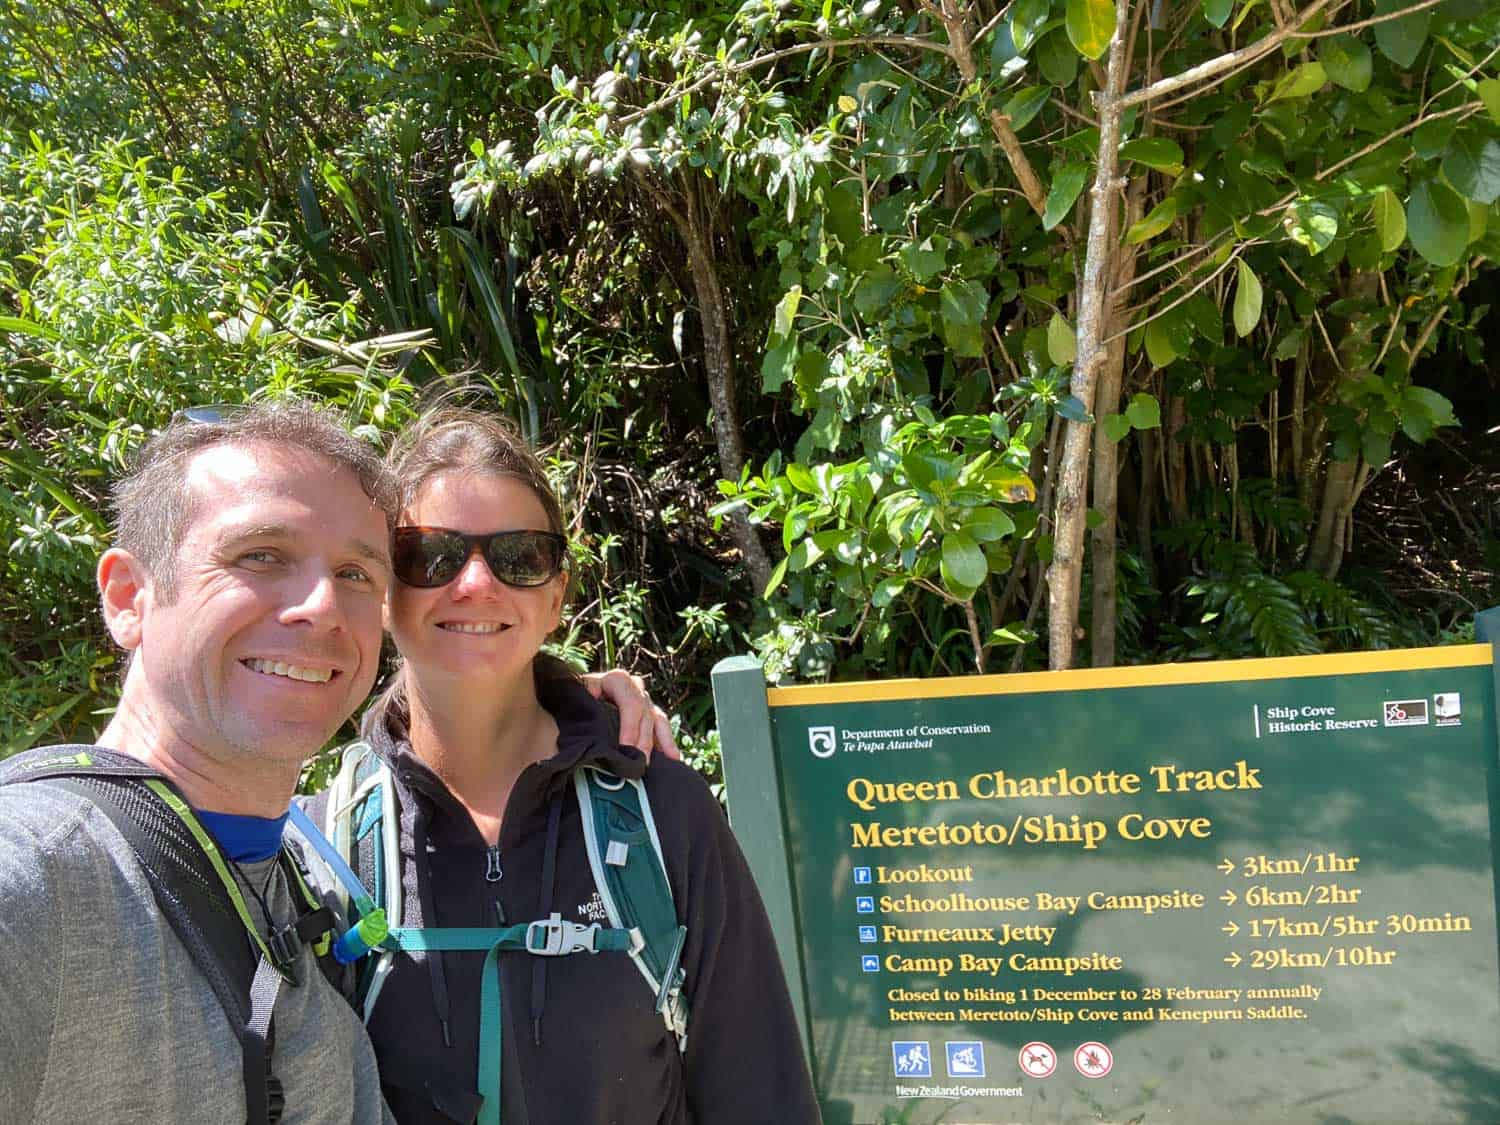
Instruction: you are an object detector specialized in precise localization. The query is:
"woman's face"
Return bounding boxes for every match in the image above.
[386,471,566,689]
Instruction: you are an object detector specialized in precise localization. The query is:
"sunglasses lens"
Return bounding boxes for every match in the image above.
[487,532,564,587]
[394,530,468,588]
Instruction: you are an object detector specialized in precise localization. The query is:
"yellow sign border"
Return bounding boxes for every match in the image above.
[766,644,1494,708]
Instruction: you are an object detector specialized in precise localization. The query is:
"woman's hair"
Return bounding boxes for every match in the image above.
[363,406,574,739]
[386,407,565,537]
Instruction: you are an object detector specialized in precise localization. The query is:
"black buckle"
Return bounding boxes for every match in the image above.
[268,924,303,984]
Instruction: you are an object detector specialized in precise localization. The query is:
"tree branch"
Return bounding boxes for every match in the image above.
[1116,0,1343,109]
[620,35,954,125]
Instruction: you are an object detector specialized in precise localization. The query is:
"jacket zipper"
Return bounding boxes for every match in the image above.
[485,844,503,882]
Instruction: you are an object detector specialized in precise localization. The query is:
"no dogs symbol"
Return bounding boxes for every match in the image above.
[1018,1041,1057,1078]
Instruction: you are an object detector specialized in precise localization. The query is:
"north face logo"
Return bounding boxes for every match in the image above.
[576,892,609,923]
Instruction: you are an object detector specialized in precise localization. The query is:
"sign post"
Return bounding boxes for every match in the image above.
[716,636,1500,1124]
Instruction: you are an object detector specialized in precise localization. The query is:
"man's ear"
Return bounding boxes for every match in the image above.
[98,548,151,651]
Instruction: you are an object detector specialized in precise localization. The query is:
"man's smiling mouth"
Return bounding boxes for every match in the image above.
[439,622,507,634]
[241,658,337,683]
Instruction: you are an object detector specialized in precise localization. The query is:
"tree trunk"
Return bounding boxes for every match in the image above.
[1048,0,1133,671]
[1307,456,1358,578]
[641,172,773,593]
[1087,181,1144,669]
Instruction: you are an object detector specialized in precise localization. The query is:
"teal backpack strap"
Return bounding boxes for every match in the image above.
[574,767,691,1049]
[385,916,638,1125]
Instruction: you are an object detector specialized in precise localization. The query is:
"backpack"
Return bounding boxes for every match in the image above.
[286,742,691,1125]
[0,746,337,1125]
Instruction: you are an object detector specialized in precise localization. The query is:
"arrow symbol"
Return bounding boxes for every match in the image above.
[1223,952,1242,968]
[1221,890,1237,906]
[1222,921,1240,937]
[1218,858,1236,875]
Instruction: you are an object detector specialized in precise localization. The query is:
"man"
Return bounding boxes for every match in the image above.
[0,402,667,1124]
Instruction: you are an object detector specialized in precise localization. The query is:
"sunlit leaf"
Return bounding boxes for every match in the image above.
[1065,0,1116,60]
[1047,311,1077,364]
[941,531,988,596]
[1371,188,1407,252]
[1232,259,1263,338]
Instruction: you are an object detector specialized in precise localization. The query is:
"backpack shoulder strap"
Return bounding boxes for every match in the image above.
[313,740,400,1022]
[573,767,691,1047]
[0,747,287,1125]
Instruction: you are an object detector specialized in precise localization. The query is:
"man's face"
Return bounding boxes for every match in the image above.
[131,442,390,768]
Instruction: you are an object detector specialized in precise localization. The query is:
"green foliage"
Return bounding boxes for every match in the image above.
[0,135,421,752]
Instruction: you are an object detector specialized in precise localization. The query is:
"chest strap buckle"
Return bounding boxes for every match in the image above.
[525,913,602,956]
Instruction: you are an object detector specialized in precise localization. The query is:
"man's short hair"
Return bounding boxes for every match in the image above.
[113,401,398,601]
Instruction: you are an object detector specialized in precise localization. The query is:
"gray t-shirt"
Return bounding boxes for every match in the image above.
[0,781,393,1125]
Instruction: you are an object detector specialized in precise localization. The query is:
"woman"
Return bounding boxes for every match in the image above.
[308,408,818,1124]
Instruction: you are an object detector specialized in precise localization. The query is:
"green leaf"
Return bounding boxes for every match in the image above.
[1408,179,1469,266]
[1037,30,1080,86]
[1480,79,1500,125]
[1055,395,1092,423]
[1125,196,1178,243]
[1065,0,1116,60]
[901,238,947,282]
[1284,199,1338,255]
[785,463,817,494]
[1468,199,1488,243]
[1100,413,1132,442]
[1203,0,1232,28]
[1372,0,1431,68]
[1372,188,1407,252]
[761,336,797,392]
[1401,385,1458,434]
[1047,311,1077,364]
[1119,137,1185,173]
[773,285,802,337]
[1144,318,1180,367]
[1442,132,1500,205]
[0,315,60,342]
[1125,392,1162,429]
[1319,36,1371,92]
[762,556,789,598]
[1043,162,1089,230]
[1011,0,1051,50]
[940,279,990,357]
[1232,259,1263,338]
[1002,87,1051,132]
[964,508,1017,542]
[940,531,988,596]
[1265,61,1327,103]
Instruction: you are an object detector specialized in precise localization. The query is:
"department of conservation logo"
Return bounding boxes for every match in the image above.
[808,725,837,758]
[1383,699,1429,727]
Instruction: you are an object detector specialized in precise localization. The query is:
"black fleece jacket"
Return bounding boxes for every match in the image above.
[357,674,820,1125]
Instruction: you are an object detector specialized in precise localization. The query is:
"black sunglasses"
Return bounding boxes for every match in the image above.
[392,527,568,589]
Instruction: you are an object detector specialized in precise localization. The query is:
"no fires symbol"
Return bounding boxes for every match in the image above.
[1018,1041,1056,1078]
[1074,1041,1113,1078]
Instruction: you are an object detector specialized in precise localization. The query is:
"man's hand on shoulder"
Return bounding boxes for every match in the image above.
[581,669,680,760]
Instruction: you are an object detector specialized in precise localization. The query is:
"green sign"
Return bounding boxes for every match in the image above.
[712,622,1500,1124]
